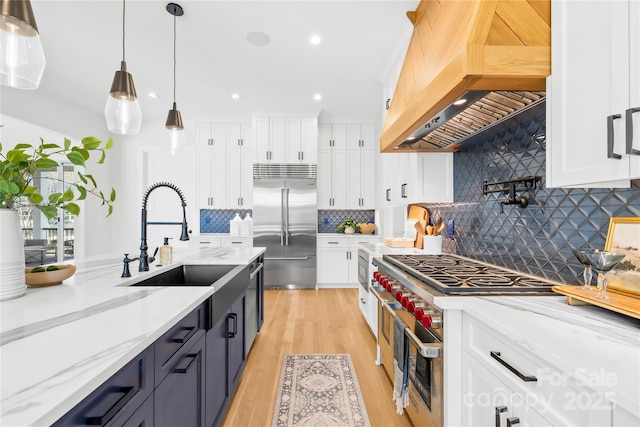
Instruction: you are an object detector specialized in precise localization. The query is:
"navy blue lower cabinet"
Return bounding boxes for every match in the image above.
[206,291,246,427]
[154,332,206,427]
[115,394,154,427]
[52,347,154,427]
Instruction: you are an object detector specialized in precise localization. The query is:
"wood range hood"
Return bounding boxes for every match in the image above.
[380,0,551,153]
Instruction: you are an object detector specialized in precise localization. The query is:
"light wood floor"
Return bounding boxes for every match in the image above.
[222,288,413,427]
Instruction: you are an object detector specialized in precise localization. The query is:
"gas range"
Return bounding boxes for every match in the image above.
[381,254,562,296]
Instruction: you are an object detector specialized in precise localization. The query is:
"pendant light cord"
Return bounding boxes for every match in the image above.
[172,14,177,104]
[122,0,126,62]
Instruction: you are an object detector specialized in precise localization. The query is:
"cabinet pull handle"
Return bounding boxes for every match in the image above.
[328,241,339,244]
[386,189,391,201]
[490,351,537,382]
[360,297,366,304]
[607,114,623,159]
[507,417,520,427]
[626,107,640,155]
[84,386,135,425]
[249,262,264,279]
[228,313,238,338]
[495,406,507,427]
[173,353,198,374]
[170,326,195,343]
[301,151,304,161]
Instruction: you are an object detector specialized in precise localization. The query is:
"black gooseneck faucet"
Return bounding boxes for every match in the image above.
[139,182,190,271]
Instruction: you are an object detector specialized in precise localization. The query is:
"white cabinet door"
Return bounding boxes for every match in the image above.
[285,118,301,163]
[319,124,347,150]
[359,149,376,208]
[196,123,227,149]
[346,150,361,209]
[462,352,553,427]
[346,124,376,150]
[317,149,333,209]
[414,152,454,203]
[254,118,270,162]
[300,118,318,163]
[547,0,640,187]
[269,118,286,163]
[197,148,227,209]
[317,248,349,283]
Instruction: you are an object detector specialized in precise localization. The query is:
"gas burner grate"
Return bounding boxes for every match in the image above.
[383,254,560,295]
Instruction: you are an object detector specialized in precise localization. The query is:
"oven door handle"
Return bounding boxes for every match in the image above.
[405,327,442,358]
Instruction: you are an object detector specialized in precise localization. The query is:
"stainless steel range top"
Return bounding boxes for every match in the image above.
[382,254,562,295]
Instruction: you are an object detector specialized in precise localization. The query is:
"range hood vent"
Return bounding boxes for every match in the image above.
[381,0,551,152]
[395,90,546,151]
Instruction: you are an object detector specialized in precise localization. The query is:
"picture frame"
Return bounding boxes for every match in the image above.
[604,217,640,296]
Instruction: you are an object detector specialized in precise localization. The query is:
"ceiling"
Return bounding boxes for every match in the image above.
[22,0,418,125]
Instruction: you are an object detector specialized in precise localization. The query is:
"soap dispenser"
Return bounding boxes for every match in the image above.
[159,237,173,264]
[230,213,242,236]
[241,213,253,235]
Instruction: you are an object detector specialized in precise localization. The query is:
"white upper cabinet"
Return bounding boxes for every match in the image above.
[318,124,376,209]
[196,122,253,209]
[346,124,376,150]
[254,117,318,163]
[318,124,347,150]
[547,0,640,187]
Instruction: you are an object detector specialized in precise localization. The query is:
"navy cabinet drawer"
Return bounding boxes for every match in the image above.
[154,303,205,386]
[52,346,154,427]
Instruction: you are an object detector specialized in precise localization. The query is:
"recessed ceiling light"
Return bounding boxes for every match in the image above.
[310,35,321,45]
[313,93,322,101]
[148,92,159,99]
[453,98,467,106]
[231,93,240,100]
[246,31,271,47]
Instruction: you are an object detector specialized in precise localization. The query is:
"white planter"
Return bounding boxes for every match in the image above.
[0,209,26,301]
[344,226,355,234]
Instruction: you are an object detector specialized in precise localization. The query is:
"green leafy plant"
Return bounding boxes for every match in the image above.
[0,129,116,219]
[336,217,361,232]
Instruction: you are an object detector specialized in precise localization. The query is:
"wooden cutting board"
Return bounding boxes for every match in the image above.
[408,205,429,222]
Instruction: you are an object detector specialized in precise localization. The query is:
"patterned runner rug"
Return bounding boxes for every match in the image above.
[271,354,372,427]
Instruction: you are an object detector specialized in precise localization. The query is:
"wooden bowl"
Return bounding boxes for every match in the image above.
[358,223,376,234]
[24,265,76,287]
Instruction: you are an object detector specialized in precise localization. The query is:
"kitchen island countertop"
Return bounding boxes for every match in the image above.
[0,246,265,427]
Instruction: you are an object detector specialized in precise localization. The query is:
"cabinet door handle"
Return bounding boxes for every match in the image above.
[507,417,520,427]
[495,405,507,427]
[490,351,537,382]
[360,297,366,304]
[173,353,198,374]
[626,107,640,155]
[386,189,391,201]
[607,114,623,159]
[170,326,195,343]
[228,313,238,338]
[84,386,135,425]
[301,151,304,161]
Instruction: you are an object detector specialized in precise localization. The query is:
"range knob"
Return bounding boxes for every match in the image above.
[406,300,415,313]
[373,271,380,282]
[401,295,409,307]
[421,314,433,329]
[414,307,424,322]
[395,290,403,302]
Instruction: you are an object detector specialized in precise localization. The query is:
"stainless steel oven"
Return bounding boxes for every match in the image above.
[357,249,369,292]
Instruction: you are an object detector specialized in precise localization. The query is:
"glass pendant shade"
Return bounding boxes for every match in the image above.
[105,60,141,135]
[0,0,46,89]
[166,102,185,155]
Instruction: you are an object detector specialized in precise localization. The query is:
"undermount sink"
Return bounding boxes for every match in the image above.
[129,264,239,286]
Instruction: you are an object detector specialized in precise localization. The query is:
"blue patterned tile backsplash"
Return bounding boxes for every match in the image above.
[200,209,252,233]
[317,210,375,233]
[419,109,640,284]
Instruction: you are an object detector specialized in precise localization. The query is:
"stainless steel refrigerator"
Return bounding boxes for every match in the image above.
[253,164,317,289]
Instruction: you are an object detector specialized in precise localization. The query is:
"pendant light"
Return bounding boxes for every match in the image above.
[165,2,185,155]
[0,0,46,89]
[105,0,141,135]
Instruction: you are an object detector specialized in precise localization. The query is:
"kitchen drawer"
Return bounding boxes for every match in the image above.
[155,303,206,386]
[52,346,154,427]
[317,236,348,248]
[191,237,221,247]
[221,236,253,247]
[462,314,612,426]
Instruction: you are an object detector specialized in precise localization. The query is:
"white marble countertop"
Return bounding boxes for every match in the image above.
[436,295,640,419]
[0,246,265,427]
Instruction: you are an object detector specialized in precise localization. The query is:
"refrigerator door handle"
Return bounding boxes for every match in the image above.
[281,188,286,245]
[284,187,290,246]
